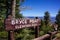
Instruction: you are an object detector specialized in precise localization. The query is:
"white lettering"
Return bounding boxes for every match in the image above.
[16,19,19,24]
[11,20,15,25]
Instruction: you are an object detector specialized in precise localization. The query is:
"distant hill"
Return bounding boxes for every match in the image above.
[24,16,56,23]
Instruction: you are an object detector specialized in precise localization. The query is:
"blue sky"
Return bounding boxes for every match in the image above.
[20,0,60,17]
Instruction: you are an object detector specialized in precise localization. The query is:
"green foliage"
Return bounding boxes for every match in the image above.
[0,31,8,38]
[41,26,53,33]
[39,31,45,36]
[39,11,54,35]
[16,13,23,18]
[40,19,54,34]
[15,28,35,40]
[15,0,24,18]
[56,10,60,30]
[44,11,50,26]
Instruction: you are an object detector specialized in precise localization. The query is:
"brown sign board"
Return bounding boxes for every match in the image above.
[5,18,41,31]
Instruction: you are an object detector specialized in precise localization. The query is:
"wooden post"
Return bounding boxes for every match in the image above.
[10,31,15,40]
[35,17,39,38]
[6,0,16,40]
[35,26,39,38]
[9,0,16,40]
[8,31,10,40]
[8,31,14,40]
[6,15,15,40]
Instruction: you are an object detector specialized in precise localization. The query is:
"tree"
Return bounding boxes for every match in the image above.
[6,0,24,18]
[44,11,50,26]
[0,0,24,40]
[16,0,24,18]
[56,10,60,30]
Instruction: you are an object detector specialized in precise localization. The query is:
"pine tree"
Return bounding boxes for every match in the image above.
[44,11,50,26]
[56,10,60,30]
[16,0,24,18]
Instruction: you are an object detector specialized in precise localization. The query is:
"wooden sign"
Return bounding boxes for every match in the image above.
[5,18,41,31]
